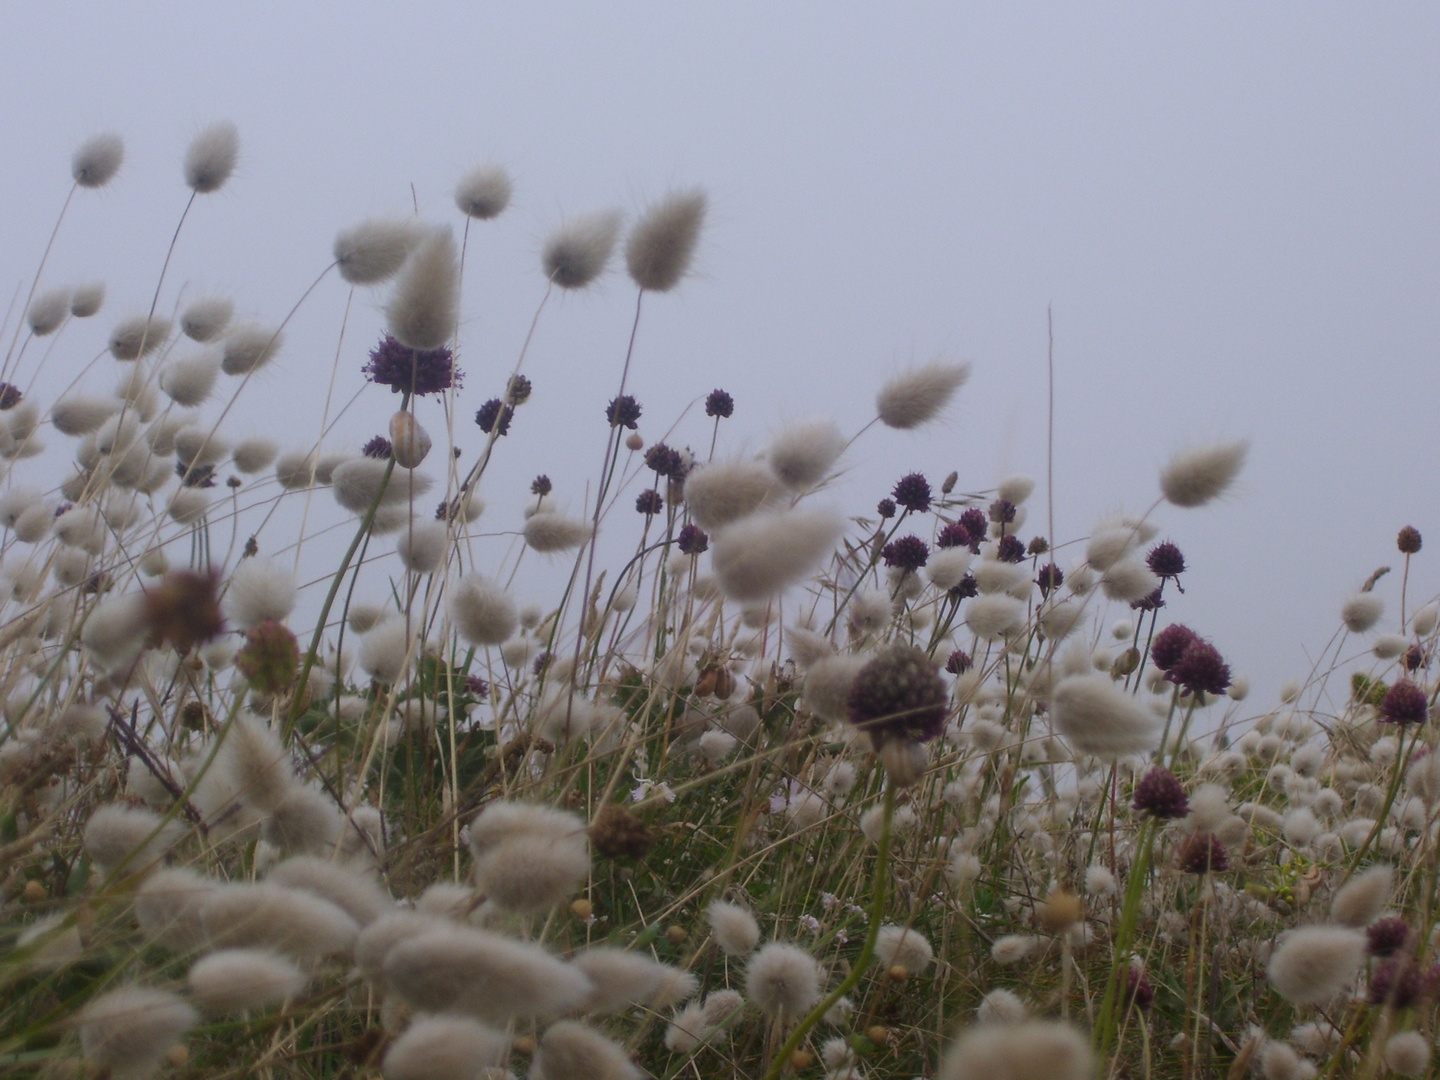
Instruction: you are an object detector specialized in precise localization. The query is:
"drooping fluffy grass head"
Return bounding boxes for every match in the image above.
[543,210,622,289]
[626,188,706,292]
[79,986,196,1080]
[185,120,240,194]
[72,131,124,188]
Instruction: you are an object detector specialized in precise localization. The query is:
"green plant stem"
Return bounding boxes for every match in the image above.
[1094,816,1157,1066]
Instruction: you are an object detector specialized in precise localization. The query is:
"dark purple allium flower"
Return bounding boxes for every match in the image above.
[1036,563,1064,597]
[1147,541,1187,580]
[364,334,460,396]
[54,502,73,518]
[876,498,897,520]
[945,649,972,675]
[996,534,1026,564]
[846,644,949,749]
[988,498,1016,526]
[1404,645,1427,672]
[1151,624,1199,672]
[1132,767,1190,820]
[362,435,393,459]
[0,383,21,410]
[505,374,532,406]
[644,442,685,479]
[606,394,642,430]
[531,475,552,497]
[1027,536,1050,556]
[635,489,663,515]
[936,521,966,548]
[475,398,513,436]
[465,675,490,699]
[892,473,932,514]
[1167,639,1231,697]
[1398,526,1423,555]
[1380,679,1429,725]
[177,461,216,488]
[676,522,708,555]
[882,534,929,572]
[1367,917,1412,958]
[959,508,989,552]
[949,574,979,600]
[1130,588,1166,613]
[1124,968,1155,1011]
[532,651,552,677]
[704,388,734,418]
[1176,832,1228,874]
[1370,957,1426,1009]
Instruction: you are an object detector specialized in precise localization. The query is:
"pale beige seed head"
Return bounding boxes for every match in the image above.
[682,458,780,530]
[1051,672,1160,760]
[185,120,239,194]
[938,1020,1094,1080]
[180,296,233,342]
[874,924,934,975]
[744,942,822,1021]
[454,164,513,220]
[71,281,105,317]
[706,900,761,956]
[1329,864,1393,927]
[72,132,124,188]
[1267,924,1366,1004]
[188,948,305,1014]
[543,209,623,289]
[27,287,70,336]
[767,417,846,489]
[533,1020,641,1080]
[1159,438,1248,508]
[523,511,593,553]
[1384,1031,1432,1078]
[711,506,844,602]
[450,574,518,645]
[382,1015,510,1080]
[221,324,283,377]
[334,218,420,285]
[571,947,698,1014]
[266,854,393,926]
[876,360,971,430]
[626,188,706,292]
[386,226,459,350]
[200,882,359,959]
[109,315,171,361]
[79,986,196,1080]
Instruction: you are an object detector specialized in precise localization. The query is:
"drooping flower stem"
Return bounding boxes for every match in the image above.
[762,783,897,1080]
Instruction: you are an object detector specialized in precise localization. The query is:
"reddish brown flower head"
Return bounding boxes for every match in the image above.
[1366,917,1412,958]
[1176,832,1228,874]
[235,620,301,698]
[1150,624,1199,672]
[1398,525,1423,555]
[882,535,929,572]
[1132,767,1189,820]
[145,570,224,654]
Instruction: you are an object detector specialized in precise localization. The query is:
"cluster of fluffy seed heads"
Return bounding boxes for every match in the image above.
[892,472,932,513]
[882,535,929,571]
[363,335,459,396]
[1381,679,1429,725]
[606,395,642,430]
[704,388,734,418]
[1176,832,1228,874]
[1131,766,1189,820]
[846,644,948,749]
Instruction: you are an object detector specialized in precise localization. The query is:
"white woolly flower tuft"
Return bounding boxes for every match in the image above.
[72,131,125,188]
[744,942,822,1020]
[998,474,1036,504]
[180,296,234,342]
[330,457,430,512]
[876,360,971,430]
[81,593,149,672]
[188,948,305,1014]
[396,519,447,574]
[976,988,1029,1025]
[927,546,974,590]
[27,287,70,337]
[543,209,623,289]
[1051,673,1160,760]
[79,986,196,1080]
[572,947,698,1014]
[385,226,459,350]
[382,1015,510,1080]
[467,800,589,913]
[682,458,779,530]
[1100,559,1161,603]
[1266,925,1366,1004]
[109,315,171,361]
[51,395,118,436]
[626,188,707,292]
[1340,592,1383,634]
[534,1020,642,1080]
[185,120,240,194]
[84,803,183,876]
[874,924,933,976]
[454,164,513,220]
[450,574,518,645]
[200,882,359,958]
[523,511,593,553]
[1383,1031,1432,1078]
[964,594,1028,640]
[159,351,221,406]
[334,218,419,285]
[1159,439,1248,508]
[71,281,104,317]
[232,436,279,474]
[1329,864,1392,927]
[711,506,844,602]
[221,324,283,377]
[938,1020,1094,1080]
[168,487,210,525]
[707,899,761,956]
[135,868,216,951]
[268,855,392,926]
[768,417,846,489]
[360,619,415,684]
[224,558,296,630]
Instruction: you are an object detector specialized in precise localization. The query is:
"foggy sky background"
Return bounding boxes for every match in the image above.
[2,4,1438,716]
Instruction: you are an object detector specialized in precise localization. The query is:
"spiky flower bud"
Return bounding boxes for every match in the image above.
[543,210,622,289]
[1397,525,1422,554]
[184,120,239,194]
[626,188,706,292]
[1176,832,1228,874]
[1380,679,1428,725]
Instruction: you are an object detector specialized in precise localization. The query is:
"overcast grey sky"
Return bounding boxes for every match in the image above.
[3,4,1438,712]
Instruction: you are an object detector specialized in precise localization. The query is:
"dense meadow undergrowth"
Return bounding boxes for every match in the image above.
[1,124,1437,1080]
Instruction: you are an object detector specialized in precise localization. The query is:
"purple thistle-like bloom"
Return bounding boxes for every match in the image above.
[1403,645,1427,672]
[704,388,733,418]
[1036,563,1064,597]
[1124,968,1155,1011]
[505,374,532,406]
[1398,525,1423,555]
[362,435,393,459]
[936,521,968,548]
[989,498,1016,525]
[1367,918,1412,958]
[531,475,552,497]
[877,498,897,520]
[606,394,642,430]
[644,442,686,479]
[1167,639,1231,696]
[676,522,708,555]
[1130,587,1166,613]
[1147,541,1187,580]
[475,399,513,436]
[364,334,460,396]
[949,573,979,600]
[1151,624,1199,672]
[959,508,989,552]
[1380,679,1429,725]
[1370,957,1427,1009]
[996,534,1026,564]
[846,644,949,749]
[0,383,21,410]
[1176,833,1228,874]
[635,489,663,515]
[945,649,972,675]
[465,675,490,699]
[892,473,932,513]
[177,461,216,488]
[1132,767,1189,820]
[882,534,929,572]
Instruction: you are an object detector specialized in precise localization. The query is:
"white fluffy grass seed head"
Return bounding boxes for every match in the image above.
[1266,925,1367,1004]
[200,882,359,959]
[450,574,518,646]
[72,131,125,188]
[1329,864,1392,927]
[187,948,305,1014]
[334,218,419,285]
[396,519,447,574]
[71,281,104,317]
[224,558,296,630]
[572,947,699,1014]
[232,436,279,475]
[51,395,118,436]
[1051,672,1160,760]
[543,209,623,289]
[382,1016,510,1080]
[83,803,183,876]
[27,287,70,337]
[523,511,593,553]
[1159,438,1248,508]
[360,619,415,684]
[386,226,459,350]
[964,593,1028,640]
[533,1020,642,1080]
[876,360,971,430]
[221,324,283,377]
[159,351,221,407]
[180,296,234,342]
[768,417,846,489]
[938,1020,1094,1080]
[79,986,196,1080]
[874,924,934,976]
[744,942,822,1021]
[682,458,779,530]
[109,315,171,361]
[185,120,240,194]
[135,867,217,951]
[706,899,761,956]
[711,506,844,603]
[626,188,706,292]
[455,164,513,220]
[1383,1031,1432,1078]
[1340,592,1384,634]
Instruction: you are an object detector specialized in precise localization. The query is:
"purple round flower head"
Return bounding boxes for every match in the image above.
[1403,645,1427,672]
[364,334,460,396]
[936,521,966,548]
[531,475,552,497]
[876,498,897,520]
[846,644,949,749]
[949,574,979,600]
[362,435,393,459]
[1027,535,1050,556]
[1398,525,1423,555]
[1380,679,1429,725]
[676,522,708,555]
[996,534,1026,564]
[1036,563,1064,597]
[1167,639,1231,697]
[704,388,734,418]
[505,374,532,406]
[1366,917,1412,958]
[606,394,642,430]
[465,675,490,699]
[1150,623,1199,672]
[988,498,1016,526]
[882,535,929,572]
[1176,832,1228,874]
[892,472,932,514]
[1124,968,1155,1011]
[1147,541,1187,580]
[532,651,552,676]
[644,442,685,479]
[1130,587,1166,613]
[0,383,21,410]
[1132,767,1189,820]
[945,649,972,675]
[475,398,513,436]
[635,489,663,515]
[1370,957,1426,1009]
[177,461,216,488]
[958,508,989,552]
